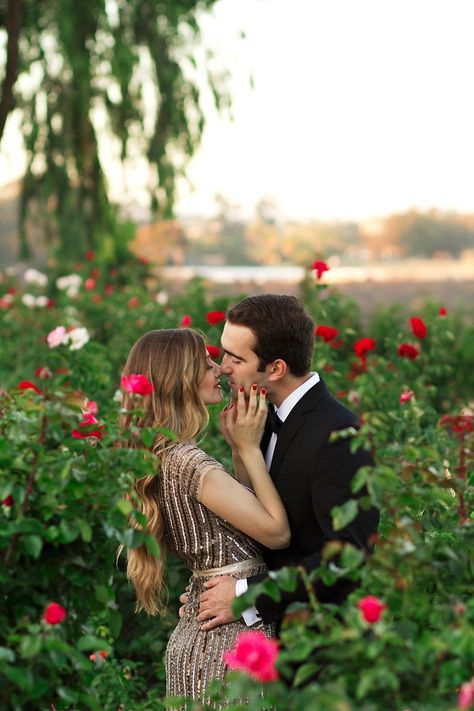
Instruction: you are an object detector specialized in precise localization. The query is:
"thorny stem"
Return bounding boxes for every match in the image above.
[296,565,319,611]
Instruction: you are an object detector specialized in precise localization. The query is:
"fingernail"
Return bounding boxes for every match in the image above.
[223,406,228,411]
[261,388,266,395]
[239,386,244,392]
[252,384,257,390]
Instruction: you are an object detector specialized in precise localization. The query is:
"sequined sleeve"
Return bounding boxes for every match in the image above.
[165,442,226,500]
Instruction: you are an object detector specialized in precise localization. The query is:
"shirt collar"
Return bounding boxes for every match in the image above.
[275,372,320,422]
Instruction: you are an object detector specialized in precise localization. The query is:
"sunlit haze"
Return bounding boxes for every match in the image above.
[1,0,473,223]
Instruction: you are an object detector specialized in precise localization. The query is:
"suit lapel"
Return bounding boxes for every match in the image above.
[269,378,329,477]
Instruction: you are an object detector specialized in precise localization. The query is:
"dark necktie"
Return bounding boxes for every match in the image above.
[267,405,283,435]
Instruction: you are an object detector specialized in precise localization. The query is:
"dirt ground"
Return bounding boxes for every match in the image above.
[159,274,474,317]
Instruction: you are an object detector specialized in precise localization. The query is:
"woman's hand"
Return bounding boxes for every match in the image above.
[223,385,267,453]
[219,397,238,448]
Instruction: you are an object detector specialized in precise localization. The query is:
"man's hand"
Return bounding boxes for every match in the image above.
[178,590,189,619]
[198,576,236,631]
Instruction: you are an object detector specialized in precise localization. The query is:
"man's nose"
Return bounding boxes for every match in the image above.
[220,353,231,372]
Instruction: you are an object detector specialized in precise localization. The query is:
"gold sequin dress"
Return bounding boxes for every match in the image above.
[158,442,274,704]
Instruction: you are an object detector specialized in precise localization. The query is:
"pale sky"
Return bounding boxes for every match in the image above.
[1,0,473,223]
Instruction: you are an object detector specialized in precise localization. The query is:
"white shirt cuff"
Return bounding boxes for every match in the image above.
[235,578,262,627]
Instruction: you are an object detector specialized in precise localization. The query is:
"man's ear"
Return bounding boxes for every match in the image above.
[267,359,287,381]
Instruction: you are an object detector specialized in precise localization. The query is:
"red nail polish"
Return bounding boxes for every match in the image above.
[252,384,257,390]
[239,386,244,392]
[261,388,266,395]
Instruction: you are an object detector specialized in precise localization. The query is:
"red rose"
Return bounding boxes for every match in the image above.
[206,344,220,358]
[354,338,376,358]
[121,374,154,396]
[206,310,226,326]
[180,315,192,327]
[105,284,114,296]
[35,367,52,380]
[397,343,419,360]
[18,380,43,394]
[128,296,139,309]
[43,602,67,625]
[313,260,329,280]
[90,650,109,662]
[2,495,14,507]
[358,595,386,623]
[439,307,447,317]
[439,414,473,435]
[315,325,339,343]
[410,317,428,339]
[85,278,96,291]
[85,250,95,261]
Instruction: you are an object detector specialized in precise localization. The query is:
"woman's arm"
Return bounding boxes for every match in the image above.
[199,387,289,549]
[219,403,252,487]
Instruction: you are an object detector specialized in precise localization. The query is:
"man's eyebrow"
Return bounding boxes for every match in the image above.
[222,348,246,361]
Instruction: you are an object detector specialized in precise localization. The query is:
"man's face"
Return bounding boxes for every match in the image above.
[220,322,269,399]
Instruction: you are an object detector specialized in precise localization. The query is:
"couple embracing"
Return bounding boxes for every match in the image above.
[120,294,379,703]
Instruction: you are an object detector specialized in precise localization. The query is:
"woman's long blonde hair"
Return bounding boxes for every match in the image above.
[119,329,209,615]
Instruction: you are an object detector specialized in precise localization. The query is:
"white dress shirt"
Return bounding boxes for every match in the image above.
[237,372,320,625]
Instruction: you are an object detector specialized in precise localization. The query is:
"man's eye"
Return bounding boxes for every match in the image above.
[232,359,242,365]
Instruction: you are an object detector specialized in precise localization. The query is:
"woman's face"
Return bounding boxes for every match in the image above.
[198,354,223,405]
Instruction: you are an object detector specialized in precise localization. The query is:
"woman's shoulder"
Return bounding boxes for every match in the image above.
[164,442,224,471]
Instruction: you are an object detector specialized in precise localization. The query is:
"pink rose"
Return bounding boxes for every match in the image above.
[400,389,415,404]
[458,678,474,709]
[224,630,279,682]
[121,374,154,396]
[358,595,386,623]
[47,326,68,348]
[43,602,67,625]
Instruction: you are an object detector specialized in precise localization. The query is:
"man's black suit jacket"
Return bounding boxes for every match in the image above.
[250,378,379,624]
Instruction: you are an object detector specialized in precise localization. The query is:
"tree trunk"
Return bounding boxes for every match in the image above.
[0,0,21,143]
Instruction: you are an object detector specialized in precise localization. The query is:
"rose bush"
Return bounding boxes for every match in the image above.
[0,256,472,709]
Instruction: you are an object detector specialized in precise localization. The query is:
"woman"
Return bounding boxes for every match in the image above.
[119,329,289,703]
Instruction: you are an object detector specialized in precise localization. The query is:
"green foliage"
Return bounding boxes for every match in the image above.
[0,259,473,709]
[2,0,229,259]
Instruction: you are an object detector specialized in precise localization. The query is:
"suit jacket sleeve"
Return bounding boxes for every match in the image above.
[249,435,379,624]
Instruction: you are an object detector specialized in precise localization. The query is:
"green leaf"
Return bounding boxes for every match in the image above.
[332,499,359,531]
[21,535,43,559]
[77,635,111,653]
[122,528,144,548]
[293,661,319,686]
[94,585,112,604]
[340,544,365,570]
[115,498,133,516]
[0,646,15,662]
[144,534,161,558]
[59,519,79,543]
[20,635,42,658]
[141,429,155,448]
[77,519,92,542]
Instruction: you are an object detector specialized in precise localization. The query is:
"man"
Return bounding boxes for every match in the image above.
[192,294,379,629]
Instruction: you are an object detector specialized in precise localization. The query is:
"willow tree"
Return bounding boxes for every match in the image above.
[0,0,230,259]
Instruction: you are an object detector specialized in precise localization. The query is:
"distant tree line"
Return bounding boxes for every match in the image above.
[183,199,474,267]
